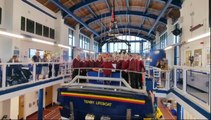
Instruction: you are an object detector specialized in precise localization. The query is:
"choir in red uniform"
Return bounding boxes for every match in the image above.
[71,53,145,89]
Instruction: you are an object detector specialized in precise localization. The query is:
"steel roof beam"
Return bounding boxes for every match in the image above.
[144,0,151,14]
[96,32,154,41]
[147,0,172,36]
[98,25,155,35]
[79,10,167,28]
[104,0,111,10]
[50,0,100,37]
[63,0,181,18]
[63,0,181,15]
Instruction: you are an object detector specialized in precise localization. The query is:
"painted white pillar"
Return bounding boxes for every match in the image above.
[73,24,81,58]
[10,96,19,119]
[90,34,94,51]
[155,32,160,49]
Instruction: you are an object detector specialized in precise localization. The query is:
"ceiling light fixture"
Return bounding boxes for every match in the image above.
[188,32,210,43]
[32,38,54,45]
[58,44,70,49]
[0,30,24,39]
[164,46,173,50]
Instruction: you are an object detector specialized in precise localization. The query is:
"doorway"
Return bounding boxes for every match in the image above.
[45,86,53,107]
[18,95,24,120]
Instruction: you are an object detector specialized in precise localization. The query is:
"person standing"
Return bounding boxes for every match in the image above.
[32,51,42,80]
[136,55,145,89]
[72,54,80,79]
[121,55,129,83]
[128,54,137,89]
[42,54,48,79]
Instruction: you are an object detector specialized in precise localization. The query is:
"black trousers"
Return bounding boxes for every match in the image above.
[130,72,138,89]
[72,69,79,79]
[136,73,143,89]
[122,71,128,83]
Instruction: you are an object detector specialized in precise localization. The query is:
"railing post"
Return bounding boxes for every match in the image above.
[120,70,122,78]
[2,64,6,88]
[143,72,146,90]
[98,68,100,77]
[52,63,55,78]
[183,68,187,92]
[33,63,36,82]
[174,68,177,88]
[165,71,170,90]
[64,63,67,75]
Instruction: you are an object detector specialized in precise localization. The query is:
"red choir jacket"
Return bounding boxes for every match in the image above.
[94,60,102,68]
[136,60,146,72]
[72,58,80,68]
[101,61,113,76]
[116,60,123,69]
[128,58,136,72]
[121,60,129,70]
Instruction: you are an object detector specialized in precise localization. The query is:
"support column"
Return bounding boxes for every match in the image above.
[141,42,144,55]
[38,89,44,120]
[73,24,81,58]
[155,32,160,49]
[177,103,183,120]
[90,34,94,51]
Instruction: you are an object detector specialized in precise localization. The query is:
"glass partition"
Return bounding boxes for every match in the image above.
[186,70,210,104]
[176,68,183,90]
[6,63,33,87]
[0,64,2,88]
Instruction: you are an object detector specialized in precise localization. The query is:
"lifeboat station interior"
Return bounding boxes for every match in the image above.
[0,0,210,119]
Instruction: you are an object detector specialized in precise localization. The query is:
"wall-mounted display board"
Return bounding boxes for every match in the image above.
[193,49,202,66]
[185,50,192,66]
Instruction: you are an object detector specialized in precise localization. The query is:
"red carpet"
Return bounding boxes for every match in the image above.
[26,106,61,120]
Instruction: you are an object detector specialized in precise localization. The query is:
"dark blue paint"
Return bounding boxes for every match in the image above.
[101,32,154,41]
[22,0,57,19]
[81,11,167,27]
[50,0,100,37]
[38,89,43,120]
[87,71,120,85]
[149,49,166,66]
[58,87,154,119]
[171,90,210,119]
[64,0,181,17]
[0,77,62,96]
[147,0,172,36]
[177,103,182,120]
[98,25,156,36]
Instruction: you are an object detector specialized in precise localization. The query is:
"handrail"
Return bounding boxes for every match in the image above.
[62,76,147,94]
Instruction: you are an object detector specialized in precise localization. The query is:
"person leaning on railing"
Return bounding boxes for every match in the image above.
[32,51,42,80]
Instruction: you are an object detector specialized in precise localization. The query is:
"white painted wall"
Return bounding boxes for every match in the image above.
[10,96,19,119]
[52,84,61,103]
[24,91,38,119]
[180,0,210,68]
[2,99,10,118]
[0,101,2,118]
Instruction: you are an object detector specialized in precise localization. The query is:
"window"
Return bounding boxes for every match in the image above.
[43,26,49,37]
[68,29,74,46]
[50,28,55,39]
[80,34,90,50]
[160,32,167,49]
[21,16,25,31]
[108,42,128,53]
[94,41,98,53]
[0,7,1,24]
[69,47,73,60]
[102,43,107,53]
[36,22,42,35]
[26,19,34,33]
[143,41,151,53]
